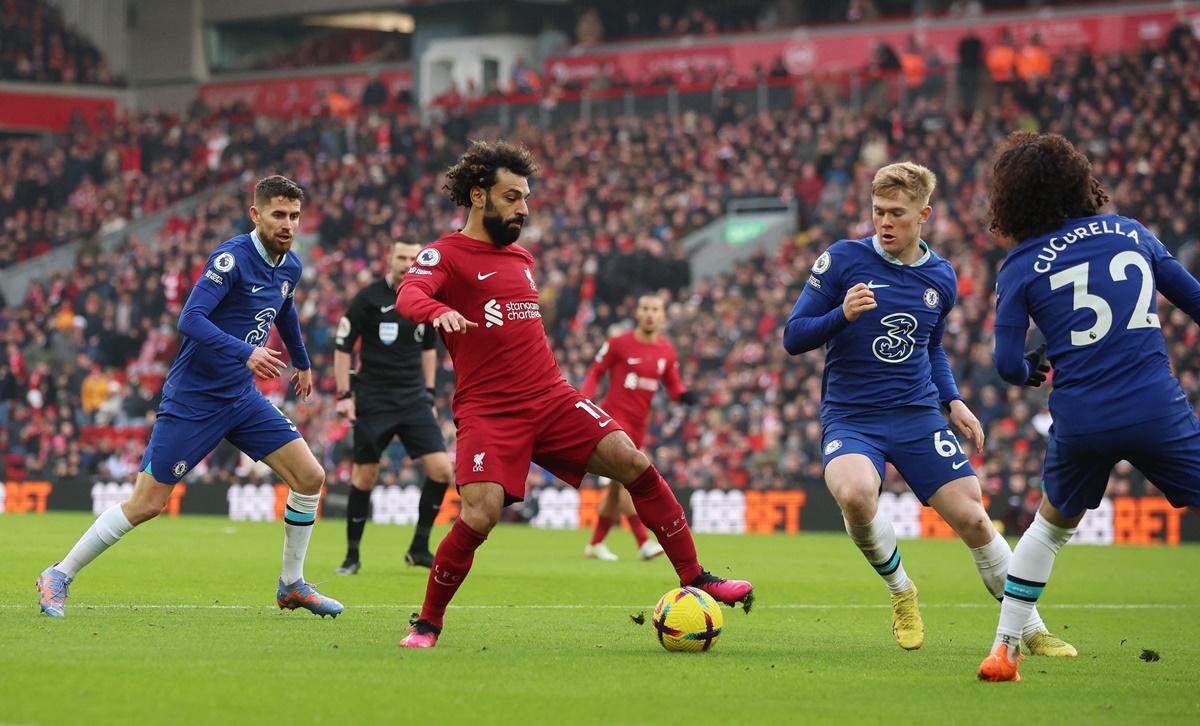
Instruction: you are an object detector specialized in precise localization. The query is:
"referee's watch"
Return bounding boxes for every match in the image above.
[337,391,353,401]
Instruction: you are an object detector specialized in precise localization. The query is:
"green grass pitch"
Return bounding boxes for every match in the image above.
[2,512,1199,725]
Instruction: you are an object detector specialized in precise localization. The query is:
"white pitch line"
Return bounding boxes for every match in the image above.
[0,603,1191,610]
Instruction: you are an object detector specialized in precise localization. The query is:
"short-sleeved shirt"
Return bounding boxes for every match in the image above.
[335,277,434,399]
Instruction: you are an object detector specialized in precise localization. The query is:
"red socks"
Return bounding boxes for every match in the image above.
[626,515,649,546]
[624,466,702,583]
[590,516,616,545]
[419,518,487,627]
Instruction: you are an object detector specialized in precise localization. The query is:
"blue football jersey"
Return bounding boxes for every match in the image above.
[802,236,959,422]
[162,231,303,409]
[995,213,1188,436]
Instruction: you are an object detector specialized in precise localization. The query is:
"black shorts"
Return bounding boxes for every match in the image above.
[353,391,446,465]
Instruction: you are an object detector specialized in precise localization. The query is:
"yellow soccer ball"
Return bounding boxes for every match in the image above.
[652,587,724,652]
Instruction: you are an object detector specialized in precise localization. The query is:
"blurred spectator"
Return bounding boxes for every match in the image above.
[986,28,1017,86]
[957,28,985,112]
[576,8,605,47]
[0,0,119,85]
[361,73,389,108]
[900,35,927,89]
[1016,33,1051,82]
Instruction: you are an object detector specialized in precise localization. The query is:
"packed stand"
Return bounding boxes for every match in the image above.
[568,0,1132,46]
[0,103,356,269]
[250,29,409,72]
[0,0,119,85]
[3,34,1199,526]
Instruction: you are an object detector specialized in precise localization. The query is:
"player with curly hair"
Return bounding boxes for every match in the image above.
[393,141,753,648]
[979,132,1200,681]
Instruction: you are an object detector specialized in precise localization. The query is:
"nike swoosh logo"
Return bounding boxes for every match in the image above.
[477,271,498,280]
[664,524,686,538]
[599,418,614,428]
[251,285,266,292]
[866,281,890,289]
[380,305,395,313]
[952,460,968,470]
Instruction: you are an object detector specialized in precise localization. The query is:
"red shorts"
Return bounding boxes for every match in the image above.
[617,419,646,449]
[596,403,645,448]
[454,382,625,503]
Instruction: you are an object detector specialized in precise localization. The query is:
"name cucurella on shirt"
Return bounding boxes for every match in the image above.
[1032,219,1142,274]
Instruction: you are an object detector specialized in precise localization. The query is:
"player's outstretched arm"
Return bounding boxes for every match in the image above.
[396,282,477,333]
[782,284,857,355]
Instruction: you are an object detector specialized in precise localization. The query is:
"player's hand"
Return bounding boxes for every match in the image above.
[433,309,479,334]
[291,368,313,401]
[335,396,356,422]
[841,283,878,322]
[1024,343,1051,387]
[947,399,985,451]
[246,347,287,380]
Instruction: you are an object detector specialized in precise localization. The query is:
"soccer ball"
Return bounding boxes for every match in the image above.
[652,587,724,652]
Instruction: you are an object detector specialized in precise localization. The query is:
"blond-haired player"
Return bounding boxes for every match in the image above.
[782,162,1072,655]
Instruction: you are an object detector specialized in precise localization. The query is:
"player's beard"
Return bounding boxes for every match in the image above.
[482,198,524,247]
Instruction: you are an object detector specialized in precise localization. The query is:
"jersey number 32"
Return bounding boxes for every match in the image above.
[1049,252,1160,347]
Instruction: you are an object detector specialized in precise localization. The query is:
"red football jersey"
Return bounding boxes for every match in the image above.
[580,330,685,436]
[396,231,565,417]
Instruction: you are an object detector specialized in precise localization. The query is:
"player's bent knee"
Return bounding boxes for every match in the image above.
[123,499,163,526]
[459,501,502,533]
[295,465,326,495]
[957,511,995,541]
[428,459,453,484]
[831,482,878,520]
[618,448,651,482]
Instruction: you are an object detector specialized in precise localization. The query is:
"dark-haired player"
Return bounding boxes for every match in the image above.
[37,175,343,619]
[978,132,1200,682]
[785,162,1070,655]
[580,294,697,562]
[395,141,753,648]
[334,240,453,573]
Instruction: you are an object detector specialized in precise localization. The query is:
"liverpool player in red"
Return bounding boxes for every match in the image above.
[395,141,753,648]
[580,294,697,561]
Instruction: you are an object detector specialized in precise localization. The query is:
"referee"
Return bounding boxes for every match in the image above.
[333,240,453,573]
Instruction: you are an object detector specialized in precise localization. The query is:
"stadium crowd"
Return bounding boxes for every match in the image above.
[3,28,1199,530]
[569,1,1134,46]
[0,0,118,85]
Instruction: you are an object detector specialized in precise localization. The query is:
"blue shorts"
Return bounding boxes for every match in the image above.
[1043,405,1200,518]
[821,406,976,505]
[140,394,303,484]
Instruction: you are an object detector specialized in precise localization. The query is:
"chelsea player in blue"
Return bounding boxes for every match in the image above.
[37,176,343,618]
[785,162,1072,655]
[979,133,1200,681]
